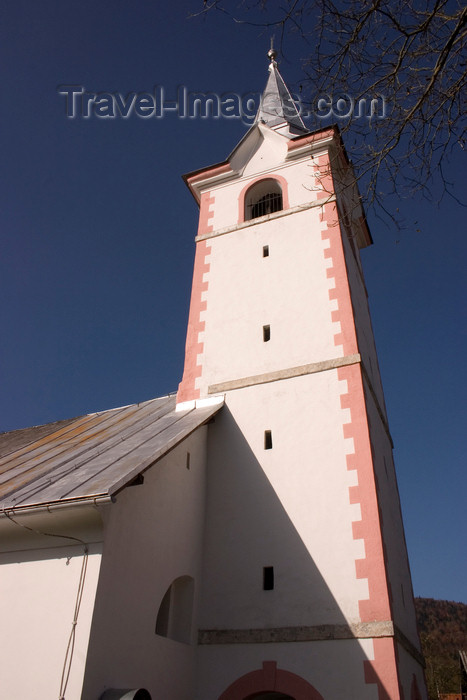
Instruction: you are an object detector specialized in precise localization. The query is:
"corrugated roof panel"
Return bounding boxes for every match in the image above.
[3,398,174,506]
[41,404,190,501]
[0,417,81,459]
[0,412,103,474]
[0,395,223,511]
[67,403,220,499]
[0,398,173,504]
[0,397,169,475]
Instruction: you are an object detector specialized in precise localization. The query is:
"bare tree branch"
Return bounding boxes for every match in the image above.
[200,0,467,222]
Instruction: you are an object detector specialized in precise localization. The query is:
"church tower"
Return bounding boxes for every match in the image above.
[178,50,426,700]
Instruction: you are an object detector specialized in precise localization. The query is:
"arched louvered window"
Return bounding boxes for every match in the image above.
[245,179,283,221]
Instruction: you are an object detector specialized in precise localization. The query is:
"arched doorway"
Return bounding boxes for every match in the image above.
[218,662,324,700]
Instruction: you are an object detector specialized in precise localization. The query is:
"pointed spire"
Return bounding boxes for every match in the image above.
[256,45,307,134]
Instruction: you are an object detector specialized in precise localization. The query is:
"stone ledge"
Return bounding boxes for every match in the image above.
[208,354,361,394]
[195,197,336,242]
[198,620,424,666]
[198,621,394,645]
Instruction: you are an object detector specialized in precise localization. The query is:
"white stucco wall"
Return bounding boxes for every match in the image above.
[340,217,388,418]
[199,376,367,633]
[0,541,102,700]
[197,638,379,700]
[188,129,424,698]
[365,386,421,649]
[336,176,423,679]
[206,130,326,235]
[81,428,209,700]
[198,206,343,394]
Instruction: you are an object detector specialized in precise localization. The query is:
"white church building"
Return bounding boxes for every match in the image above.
[0,52,427,700]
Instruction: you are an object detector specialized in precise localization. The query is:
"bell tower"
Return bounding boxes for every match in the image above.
[178,51,426,700]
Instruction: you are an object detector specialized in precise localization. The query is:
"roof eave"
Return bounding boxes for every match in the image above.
[0,493,113,518]
[183,161,236,205]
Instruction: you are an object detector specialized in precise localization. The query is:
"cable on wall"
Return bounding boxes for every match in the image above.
[58,545,88,700]
[2,510,90,700]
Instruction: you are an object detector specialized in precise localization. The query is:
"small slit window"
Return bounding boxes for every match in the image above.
[263,325,270,342]
[264,430,273,449]
[263,566,274,590]
[263,245,269,257]
[245,179,283,221]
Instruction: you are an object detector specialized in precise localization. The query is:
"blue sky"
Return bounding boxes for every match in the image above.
[1,1,465,604]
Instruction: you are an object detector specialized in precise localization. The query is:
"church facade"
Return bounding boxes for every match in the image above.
[0,54,427,700]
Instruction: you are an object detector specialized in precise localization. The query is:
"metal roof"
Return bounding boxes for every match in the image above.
[0,395,223,513]
[256,60,307,132]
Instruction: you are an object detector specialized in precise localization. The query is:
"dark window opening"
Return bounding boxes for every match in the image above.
[263,566,274,590]
[263,325,271,342]
[245,179,284,222]
[250,192,282,220]
[186,452,191,470]
[264,430,273,450]
[263,245,269,257]
[155,576,195,644]
[155,586,171,637]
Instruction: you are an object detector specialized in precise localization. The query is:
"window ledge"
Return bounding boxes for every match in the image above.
[195,195,336,242]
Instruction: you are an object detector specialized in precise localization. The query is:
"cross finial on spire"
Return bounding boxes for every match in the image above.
[256,41,307,134]
[267,36,277,65]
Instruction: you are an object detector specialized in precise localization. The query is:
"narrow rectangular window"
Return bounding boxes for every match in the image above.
[186,452,191,470]
[264,430,272,450]
[263,325,270,342]
[263,245,269,257]
[263,566,274,590]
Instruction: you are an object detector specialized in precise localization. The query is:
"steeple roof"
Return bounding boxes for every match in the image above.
[255,48,307,134]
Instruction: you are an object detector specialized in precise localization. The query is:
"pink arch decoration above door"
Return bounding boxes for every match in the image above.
[218,661,325,700]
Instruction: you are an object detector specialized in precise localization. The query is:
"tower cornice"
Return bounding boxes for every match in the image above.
[183,125,348,206]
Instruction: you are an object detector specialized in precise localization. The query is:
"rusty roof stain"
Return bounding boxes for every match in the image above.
[0,395,223,512]
[0,417,80,458]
